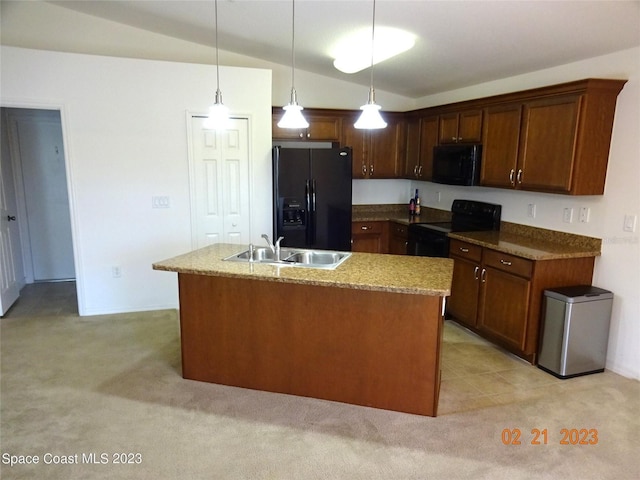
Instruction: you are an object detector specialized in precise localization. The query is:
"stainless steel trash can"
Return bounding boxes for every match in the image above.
[538,286,613,379]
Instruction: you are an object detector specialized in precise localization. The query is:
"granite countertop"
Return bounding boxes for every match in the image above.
[448,229,601,260]
[153,243,453,296]
[353,204,601,261]
[352,204,451,225]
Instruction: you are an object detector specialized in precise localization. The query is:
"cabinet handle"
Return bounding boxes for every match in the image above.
[370,164,374,175]
[509,169,515,185]
[299,132,304,139]
[362,164,367,176]
[481,268,487,283]
[306,132,311,138]
[418,165,423,177]
[451,136,457,142]
[500,259,512,266]
[517,169,523,184]
[458,137,463,142]
[473,266,479,280]
[361,226,370,230]
[413,165,418,176]
[459,247,469,253]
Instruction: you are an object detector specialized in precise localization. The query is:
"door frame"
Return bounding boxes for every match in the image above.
[1,101,83,314]
[186,112,254,250]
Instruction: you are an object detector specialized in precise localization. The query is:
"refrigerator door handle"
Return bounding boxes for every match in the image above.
[304,180,311,244]
[310,179,317,244]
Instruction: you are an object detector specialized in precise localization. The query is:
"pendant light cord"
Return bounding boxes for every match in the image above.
[369,0,376,90]
[290,0,296,93]
[215,0,221,93]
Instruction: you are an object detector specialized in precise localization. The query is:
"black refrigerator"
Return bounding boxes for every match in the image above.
[272,146,352,251]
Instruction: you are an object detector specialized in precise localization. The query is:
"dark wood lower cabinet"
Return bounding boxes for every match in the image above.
[447,239,595,363]
[177,273,445,416]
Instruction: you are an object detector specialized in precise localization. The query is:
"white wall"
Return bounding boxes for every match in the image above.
[0,46,273,316]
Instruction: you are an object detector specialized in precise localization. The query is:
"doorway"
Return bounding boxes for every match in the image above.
[0,107,77,315]
[188,115,252,249]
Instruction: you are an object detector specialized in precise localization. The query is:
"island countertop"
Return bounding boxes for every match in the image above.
[153,243,453,296]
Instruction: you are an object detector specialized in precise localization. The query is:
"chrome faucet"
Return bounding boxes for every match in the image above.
[261,234,285,260]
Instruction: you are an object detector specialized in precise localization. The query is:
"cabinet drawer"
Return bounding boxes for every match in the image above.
[352,221,384,234]
[449,239,482,262]
[483,249,533,278]
[390,222,408,236]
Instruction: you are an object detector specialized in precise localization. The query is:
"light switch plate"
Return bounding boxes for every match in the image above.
[623,214,637,233]
[563,208,573,223]
[527,203,536,218]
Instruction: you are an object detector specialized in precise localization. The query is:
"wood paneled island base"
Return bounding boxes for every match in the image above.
[178,273,445,417]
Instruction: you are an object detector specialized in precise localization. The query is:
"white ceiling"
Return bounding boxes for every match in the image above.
[29,1,640,98]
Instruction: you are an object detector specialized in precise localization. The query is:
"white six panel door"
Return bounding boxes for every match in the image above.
[190,116,250,249]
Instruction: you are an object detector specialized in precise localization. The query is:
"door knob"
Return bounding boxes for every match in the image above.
[7,215,16,221]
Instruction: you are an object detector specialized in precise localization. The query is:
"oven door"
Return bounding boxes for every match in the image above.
[407,225,450,258]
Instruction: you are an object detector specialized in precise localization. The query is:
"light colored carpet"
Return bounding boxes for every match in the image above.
[1,284,639,479]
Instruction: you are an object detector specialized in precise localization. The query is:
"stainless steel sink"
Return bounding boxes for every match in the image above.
[223,246,351,269]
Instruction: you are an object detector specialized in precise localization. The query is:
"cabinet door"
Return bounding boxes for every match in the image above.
[272,115,306,139]
[370,116,405,178]
[458,110,483,143]
[438,113,460,144]
[517,95,581,193]
[343,119,368,178]
[447,256,481,328]
[418,116,439,180]
[351,221,386,253]
[481,104,522,188]
[403,116,421,178]
[306,114,342,141]
[478,267,531,350]
[388,222,408,255]
[439,110,482,144]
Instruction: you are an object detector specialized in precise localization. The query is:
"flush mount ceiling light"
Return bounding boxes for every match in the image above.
[278,0,309,129]
[203,0,230,130]
[354,0,387,130]
[333,27,415,74]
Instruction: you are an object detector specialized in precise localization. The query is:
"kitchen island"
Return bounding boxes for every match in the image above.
[153,243,453,416]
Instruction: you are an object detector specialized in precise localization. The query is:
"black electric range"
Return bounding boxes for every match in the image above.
[407,199,502,257]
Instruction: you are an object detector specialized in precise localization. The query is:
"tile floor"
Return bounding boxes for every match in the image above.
[4,281,615,416]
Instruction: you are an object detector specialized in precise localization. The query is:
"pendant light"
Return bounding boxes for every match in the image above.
[203,0,230,130]
[278,0,309,129]
[354,0,387,129]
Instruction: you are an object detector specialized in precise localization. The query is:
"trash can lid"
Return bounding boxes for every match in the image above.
[544,285,613,303]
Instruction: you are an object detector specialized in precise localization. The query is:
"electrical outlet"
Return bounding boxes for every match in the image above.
[527,203,536,218]
[152,196,170,209]
[112,266,121,278]
[563,208,574,223]
[435,191,441,203]
[623,214,637,232]
[579,207,590,223]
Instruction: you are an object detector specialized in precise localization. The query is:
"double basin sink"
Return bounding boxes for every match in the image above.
[224,246,351,270]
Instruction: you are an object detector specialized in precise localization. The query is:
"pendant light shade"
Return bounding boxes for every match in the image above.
[278,0,309,129]
[205,0,230,130]
[355,0,387,129]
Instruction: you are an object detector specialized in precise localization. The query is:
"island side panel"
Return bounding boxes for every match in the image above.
[177,273,444,416]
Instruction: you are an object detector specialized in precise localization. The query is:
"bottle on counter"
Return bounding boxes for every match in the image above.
[409,198,416,216]
[414,189,421,216]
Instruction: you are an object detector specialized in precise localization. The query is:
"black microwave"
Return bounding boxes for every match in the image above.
[432,144,482,186]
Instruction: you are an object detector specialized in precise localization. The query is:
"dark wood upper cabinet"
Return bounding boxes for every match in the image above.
[438,109,483,144]
[480,103,522,188]
[272,109,343,142]
[344,112,405,179]
[272,79,626,194]
[404,114,438,180]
